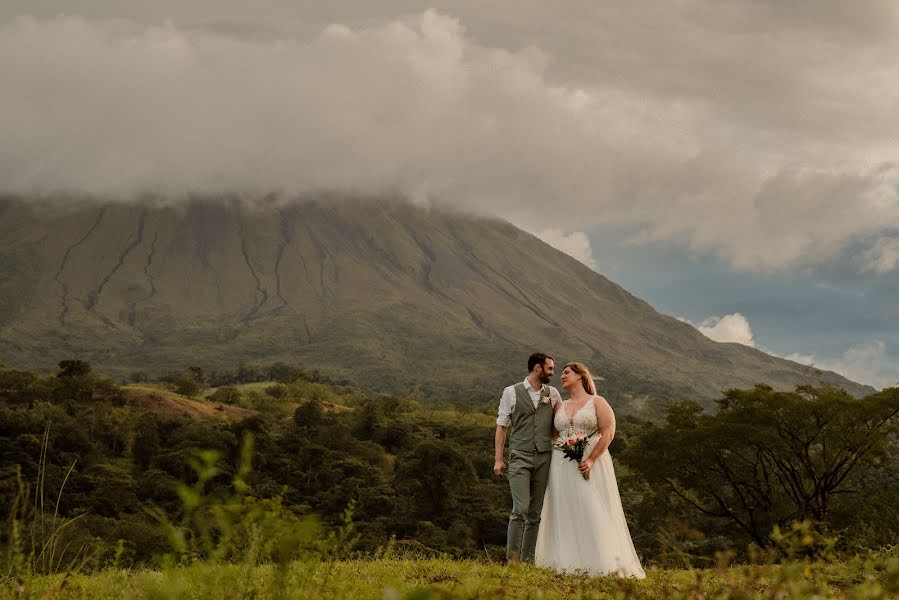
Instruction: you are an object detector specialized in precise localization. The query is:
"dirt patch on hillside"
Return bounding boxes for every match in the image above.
[122,386,256,420]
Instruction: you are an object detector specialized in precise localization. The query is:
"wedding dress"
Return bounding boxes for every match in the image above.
[534,398,646,578]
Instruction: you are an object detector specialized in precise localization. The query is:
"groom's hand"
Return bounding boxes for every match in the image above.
[494,460,507,477]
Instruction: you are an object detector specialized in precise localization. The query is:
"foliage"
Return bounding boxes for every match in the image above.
[8,554,899,599]
[207,362,338,387]
[207,385,241,405]
[621,384,899,554]
[265,384,289,399]
[148,434,321,567]
[3,424,93,579]
[2,361,898,581]
[129,371,149,384]
[173,370,206,399]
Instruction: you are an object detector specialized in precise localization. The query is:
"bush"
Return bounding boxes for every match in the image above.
[264,384,289,400]
[174,375,205,398]
[208,386,242,405]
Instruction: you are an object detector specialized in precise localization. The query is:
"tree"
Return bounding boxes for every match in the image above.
[209,386,242,405]
[55,359,95,402]
[265,384,288,399]
[187,366,205,384]
[175,367,207,399]
[57,360,92,378]
[133,413,161,470]
[393,439,477,529]
[623,385,899,546]
[236,363,263,384]
[293,399,323,430]
[266,362,298,383]
[0,367,53,407]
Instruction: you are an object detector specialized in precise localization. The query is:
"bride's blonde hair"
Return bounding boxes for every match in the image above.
[563,362,597,395]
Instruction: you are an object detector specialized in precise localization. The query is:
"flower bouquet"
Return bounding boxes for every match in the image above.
[553,431,596,480]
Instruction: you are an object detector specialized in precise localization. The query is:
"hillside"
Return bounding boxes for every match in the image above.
[121,385,257,420]
[0,195,872,403]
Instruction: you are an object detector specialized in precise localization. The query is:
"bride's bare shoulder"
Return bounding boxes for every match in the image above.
[591,395,612,410]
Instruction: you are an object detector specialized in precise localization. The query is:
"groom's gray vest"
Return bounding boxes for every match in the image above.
[508,383,554,453]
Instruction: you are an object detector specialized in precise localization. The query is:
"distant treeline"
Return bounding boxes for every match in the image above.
[1,360,897,572]
[132,361,343,388]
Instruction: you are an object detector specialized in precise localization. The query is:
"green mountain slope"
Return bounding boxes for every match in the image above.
[0,195,872,402]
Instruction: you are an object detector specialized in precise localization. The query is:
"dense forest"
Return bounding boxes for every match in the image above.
[2,360,898,575]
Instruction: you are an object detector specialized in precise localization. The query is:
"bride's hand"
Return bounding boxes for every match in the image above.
[579,458,594,475]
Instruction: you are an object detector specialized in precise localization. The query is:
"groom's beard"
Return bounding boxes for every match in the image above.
[538,372,551,384]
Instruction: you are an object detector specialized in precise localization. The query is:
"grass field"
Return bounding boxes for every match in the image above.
[7,556,898,600]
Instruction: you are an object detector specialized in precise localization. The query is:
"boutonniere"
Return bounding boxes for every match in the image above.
[539,389,551,405]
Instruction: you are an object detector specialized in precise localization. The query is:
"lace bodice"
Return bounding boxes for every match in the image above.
[554,399,598,438]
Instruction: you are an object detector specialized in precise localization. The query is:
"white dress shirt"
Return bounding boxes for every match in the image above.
[496,377,562,427]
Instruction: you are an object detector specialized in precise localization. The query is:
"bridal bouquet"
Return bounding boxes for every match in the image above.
[554,432,596,480]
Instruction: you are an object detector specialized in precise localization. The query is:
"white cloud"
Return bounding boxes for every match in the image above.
[692,313,756,347]
[535,229,597,270]
[683,310,897,388]
[860,237,899,274]
[781,351,816,365]
[784,340,898,390]
[0,8,896,272]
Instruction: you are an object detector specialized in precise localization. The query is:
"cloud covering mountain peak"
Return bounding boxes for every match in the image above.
[1,7,896,272]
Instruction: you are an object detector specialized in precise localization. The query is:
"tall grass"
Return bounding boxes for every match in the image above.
[5,553,899,600]
[3,422,93,581]
[4,426,899,599]
[144,432,357,570]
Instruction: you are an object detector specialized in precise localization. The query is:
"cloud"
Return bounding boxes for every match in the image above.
[535,229,597,270]
[860,237,899,274]
[686,311,898,389]
[0,8,896,272]
[784,340,898,390]
[689,313,756,347]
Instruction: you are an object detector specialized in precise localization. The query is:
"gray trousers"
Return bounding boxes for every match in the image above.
[506,449,552,562]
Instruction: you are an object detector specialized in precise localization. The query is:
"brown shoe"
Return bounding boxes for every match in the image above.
[507,555,521,566]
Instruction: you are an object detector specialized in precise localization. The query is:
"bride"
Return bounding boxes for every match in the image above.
[535,362,646,578]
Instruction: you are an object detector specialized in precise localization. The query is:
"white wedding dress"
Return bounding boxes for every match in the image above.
[535,398,646,578]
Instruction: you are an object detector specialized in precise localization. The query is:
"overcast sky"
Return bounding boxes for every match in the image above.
[1,1,896,388]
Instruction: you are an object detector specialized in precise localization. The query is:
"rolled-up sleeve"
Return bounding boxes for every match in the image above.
[549,386,562,409]
[496,386,515,426]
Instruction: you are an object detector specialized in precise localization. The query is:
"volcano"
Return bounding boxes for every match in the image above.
[0,196,871,403]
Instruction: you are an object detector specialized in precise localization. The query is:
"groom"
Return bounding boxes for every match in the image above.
[494,352,561,564]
